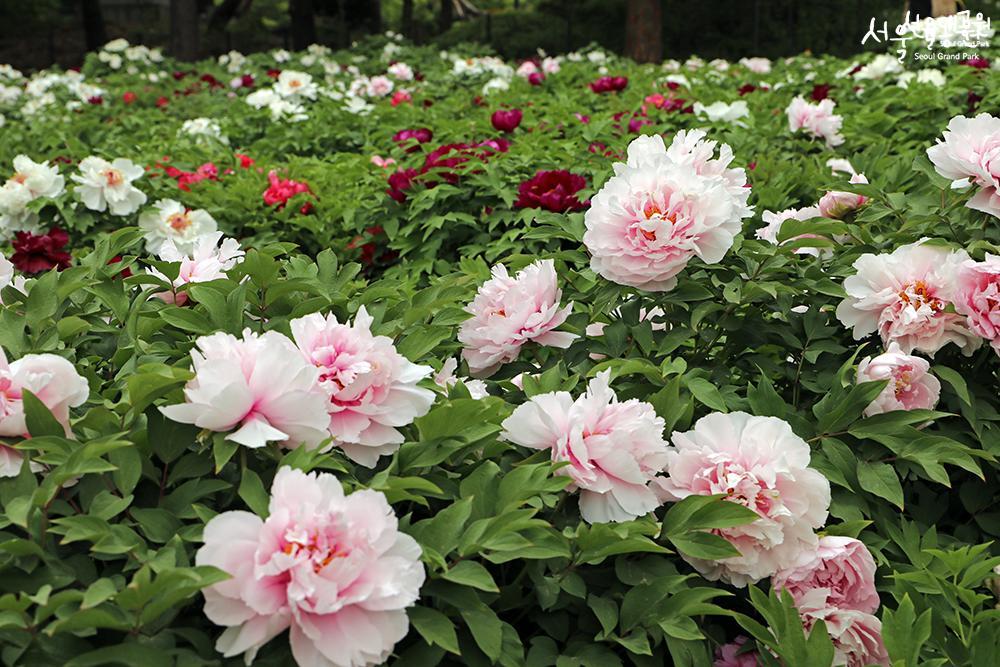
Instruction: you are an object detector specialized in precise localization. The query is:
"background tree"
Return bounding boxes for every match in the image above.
[80,0,107,51]
[624,0,662,62]
[170,0,201,61]
[289,0,317,49]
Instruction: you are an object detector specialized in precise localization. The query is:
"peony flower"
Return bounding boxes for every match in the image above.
[501,370,669,523]
[387,62,414,81]
[391,127,433,151]
[180,117,229,145]
[458,259,576,377]
[263,171,312,209]
[818,173,869,219]
[274,70,317,99]
[196,466,425,667]
[826,158,856,176]
[0,251,27,303]
[926,113,1000,219]
[0,155,64,239]
[160,329,330,450]
[714,636,759,667]
[798,591,889,667]
[0,348,89,476]
[835,240,981,356]
[655,412,831,587]
[755,206,827,257]
[433,358,489,399]
[773,536,880,614]
[856,343,941,416]
[72,156,147,215]
[138,199,219,256]
[11,227,71,274]
[386,168,417,203]
[289,307,436,467]
[491,108,523,133]
[583,131,753,292]
[786,96,845,148]
[739,57,771,74]
[693,100,750,126]
[515,170,588,213]
[148,232,245,306]
[953,253,1000,353]
[366,75,394,98]
[590,76,628,93]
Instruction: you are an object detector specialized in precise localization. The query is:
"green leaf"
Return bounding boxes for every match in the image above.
[23,390,67,438]
[857,461,904,509]
[685,377,728,412]
[461,602,504,662]
[669,532,741,560]
[238,468,270,517]
[442,560,499,592]
[409,606,461,655]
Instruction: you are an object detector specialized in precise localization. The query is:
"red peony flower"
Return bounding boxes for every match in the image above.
[589,76,628,94]
[156,96,169,108]
[515,170,588,213]
[491,109,523,133]
[967,90,983,113]
[527,72,545,86]
[811,83,833,101]
[263,170,312,209]
[738,83,757,96]
[11,228,72,274]
[240,74,255,88]
[266,68,281,79]
[963,56,990,69]
[123,91,137,104]
[236,153,255,169]
[386,168,418,203]
[390,90,412,106]
[392,128,433,152]
[87,96,103,105]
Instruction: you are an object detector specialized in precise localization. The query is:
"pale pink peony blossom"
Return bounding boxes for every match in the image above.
[196,466,425,667]
[786,96,845,148]
[160,329,330,449]
[290,307,435,467]
[773,536,880,614]
[818,173,869,219]
[755,206,826,257]
[953,253,1000,354]
[148,232,245,305]
[835,240,981,356]
[856,343,941,416]
[0,348,89,476]
[655,412,831,587]
[433,358,489,399]
[798,590,889,667]
[458,259,576,377]
[926,113,1000,219]
[583,131,753,292]
[501,370,670,524]
[714,636,759,667]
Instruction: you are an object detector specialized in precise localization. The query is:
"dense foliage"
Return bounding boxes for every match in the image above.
[0,26,999,667]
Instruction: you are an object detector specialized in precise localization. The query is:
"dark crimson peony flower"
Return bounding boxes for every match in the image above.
[392,128,433,152]
[156,96,169,108]
[200,73,222,88]
[738,83,758,96]
[266,68,281,78]
[386,168,417,203]
[491,109,523,133]
[240,74,255,88]
[589,76,628,94]
[527,72,545,86]
[968,90,983,113]
[263,170,311,209]
[665,81,680,91]
[87,96,103,105]
[515,170,588,213]
[963,56,990,69]
[11,228,72,274]
[811,83,832,101]
[122,91,137,104]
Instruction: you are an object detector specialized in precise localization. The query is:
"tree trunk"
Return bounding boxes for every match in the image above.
[170,0,200,61]
[439,0,453,33]
[402,0,414,37]
[624,0,662,63]
[289,0,316,49]
[81,0,107,52]
[370,0,382,33]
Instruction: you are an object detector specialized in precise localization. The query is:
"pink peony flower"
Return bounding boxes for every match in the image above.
[458,259,576,377]
[501,370,669,523]
[773,536,880,614]
[856,342,941,416]
[590,76,628,94]
[433,358,489,399]
[798,591,889,667]
[196,466,425,667]
[835,240,981,357]
[289,307,435,467]
[583,131,753,292]
[263,170,312,210]
[714,636,759,667]
[370,155,396,169]
[755,206,826,257]
[148,232,245,306]
[954,253,1000,353]
[926,113,1000,219]
[655,412,831,587]
[392,128,433,151]
[786,96,845,148]
[491,108,523,133]
[818,173,869,219]
[160,330,330,449]
[0,348,89,476]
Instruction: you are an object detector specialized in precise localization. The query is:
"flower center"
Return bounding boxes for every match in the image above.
[898,280,942,311]
[104,168,124,187]
[289,79,302,88]
[894,369,913,398]
[10,173,26,185]
[168,212,192,232]
[281,527,350,573]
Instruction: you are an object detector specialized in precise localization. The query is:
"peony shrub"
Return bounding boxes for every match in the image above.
[0,33,998,667]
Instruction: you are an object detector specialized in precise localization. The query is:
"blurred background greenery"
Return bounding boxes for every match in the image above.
[2,0,999,70]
